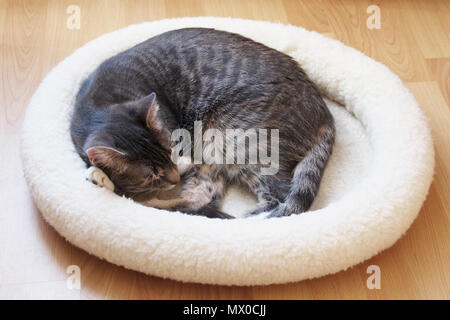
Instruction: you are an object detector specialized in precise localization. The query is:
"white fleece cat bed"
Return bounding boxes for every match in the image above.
[21,17,434,285]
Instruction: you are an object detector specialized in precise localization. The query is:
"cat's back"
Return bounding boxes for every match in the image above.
[110,28,303,87]
[143,28,301,77]
[80,28,305,100]
[75,28,325,129]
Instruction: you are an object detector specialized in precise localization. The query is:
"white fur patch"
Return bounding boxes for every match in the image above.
[85,166,115,192]
[175,156,193,175]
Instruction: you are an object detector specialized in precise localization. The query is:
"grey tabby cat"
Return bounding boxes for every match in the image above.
[70,28,335,219]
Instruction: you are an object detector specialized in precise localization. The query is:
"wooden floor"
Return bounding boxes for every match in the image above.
[0,0,449,299]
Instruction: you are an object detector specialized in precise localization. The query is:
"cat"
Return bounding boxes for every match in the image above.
[70,28,335,219]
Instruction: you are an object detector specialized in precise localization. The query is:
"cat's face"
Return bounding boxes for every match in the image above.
[84,93,180,198]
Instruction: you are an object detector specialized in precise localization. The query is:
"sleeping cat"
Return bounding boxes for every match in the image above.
[70,28,335,219]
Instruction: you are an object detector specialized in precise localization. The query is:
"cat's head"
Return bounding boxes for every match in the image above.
[83,93,180,198]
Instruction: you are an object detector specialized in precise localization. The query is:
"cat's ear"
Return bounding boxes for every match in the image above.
[145,92,163,131]
[85,146,128,172]
[142,93,172,150]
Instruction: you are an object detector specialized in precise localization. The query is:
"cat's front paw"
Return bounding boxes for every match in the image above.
[85,166,114,192]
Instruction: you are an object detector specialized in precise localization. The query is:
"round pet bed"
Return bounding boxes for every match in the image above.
[21,17,434,285]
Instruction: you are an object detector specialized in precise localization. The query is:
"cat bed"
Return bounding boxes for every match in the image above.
[21,17,434,285]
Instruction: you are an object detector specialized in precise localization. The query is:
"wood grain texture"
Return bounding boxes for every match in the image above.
[0,0,448,299]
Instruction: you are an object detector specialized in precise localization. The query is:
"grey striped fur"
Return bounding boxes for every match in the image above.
[70,28,335,218]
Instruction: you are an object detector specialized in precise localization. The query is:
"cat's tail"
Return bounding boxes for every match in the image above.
[268,122,335,218]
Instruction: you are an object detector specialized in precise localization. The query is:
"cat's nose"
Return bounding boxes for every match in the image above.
[165,169,180,185]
